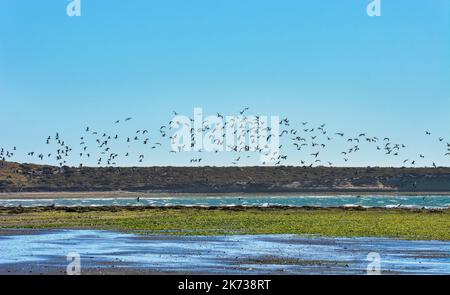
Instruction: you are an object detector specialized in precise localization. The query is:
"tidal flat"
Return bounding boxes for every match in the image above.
[0,230,449,275]
[1,206,450,240]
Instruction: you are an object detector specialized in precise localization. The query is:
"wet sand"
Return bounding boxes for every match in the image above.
[1,229,449,275]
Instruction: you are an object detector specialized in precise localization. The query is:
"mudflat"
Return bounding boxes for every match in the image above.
[1,229,449,275]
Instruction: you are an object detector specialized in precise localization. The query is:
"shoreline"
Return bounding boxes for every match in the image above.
[1,190,450,199]
[1,205,449,213]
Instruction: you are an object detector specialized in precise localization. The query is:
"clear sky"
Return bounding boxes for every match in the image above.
[0,0,449,167]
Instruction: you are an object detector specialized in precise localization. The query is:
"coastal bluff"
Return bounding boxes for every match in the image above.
[1,161,450,193]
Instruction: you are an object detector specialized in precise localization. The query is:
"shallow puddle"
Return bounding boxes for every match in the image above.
[0,230,449,274]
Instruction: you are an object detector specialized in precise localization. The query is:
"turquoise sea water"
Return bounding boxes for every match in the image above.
[1,195,450,208]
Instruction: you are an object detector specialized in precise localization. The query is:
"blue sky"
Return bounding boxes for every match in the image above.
[0,0,449,167]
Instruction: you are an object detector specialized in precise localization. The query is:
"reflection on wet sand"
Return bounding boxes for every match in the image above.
[0,230,449,275]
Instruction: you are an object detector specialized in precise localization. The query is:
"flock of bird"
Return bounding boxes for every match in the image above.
[1,107,450,168]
